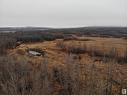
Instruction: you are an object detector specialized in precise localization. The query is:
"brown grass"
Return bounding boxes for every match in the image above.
[2,36,126,95]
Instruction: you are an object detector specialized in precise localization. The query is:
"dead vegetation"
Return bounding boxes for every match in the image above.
[0,53,127,95]
[0,31,127,95]
[56,40,127,64]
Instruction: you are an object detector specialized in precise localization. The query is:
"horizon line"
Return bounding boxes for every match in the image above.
[0,25,127,29]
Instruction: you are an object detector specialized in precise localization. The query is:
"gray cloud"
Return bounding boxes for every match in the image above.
[0,0,127,27]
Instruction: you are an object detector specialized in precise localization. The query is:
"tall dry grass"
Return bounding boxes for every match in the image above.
[0,52,126,95]
[0,40,126,95]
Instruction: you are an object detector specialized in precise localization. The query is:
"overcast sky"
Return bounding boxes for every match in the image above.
[0,0,127,28]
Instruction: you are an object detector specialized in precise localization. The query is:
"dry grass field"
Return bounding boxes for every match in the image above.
[7,36,127,95]
[10,36,127,63]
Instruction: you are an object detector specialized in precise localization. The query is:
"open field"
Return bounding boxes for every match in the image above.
[0,27,127,95]
[10,36,127,64]
[7,36,127,95]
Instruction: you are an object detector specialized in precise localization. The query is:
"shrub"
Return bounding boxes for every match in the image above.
[17,35,43,43]
[16,49,26,55]
[67,46,86,54]
[0,36,16,55]
[57,42,87,54]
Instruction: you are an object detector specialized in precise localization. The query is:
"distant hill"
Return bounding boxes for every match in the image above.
[0,27,127,37]
[46,27,127,37]
[0,27,52,32]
